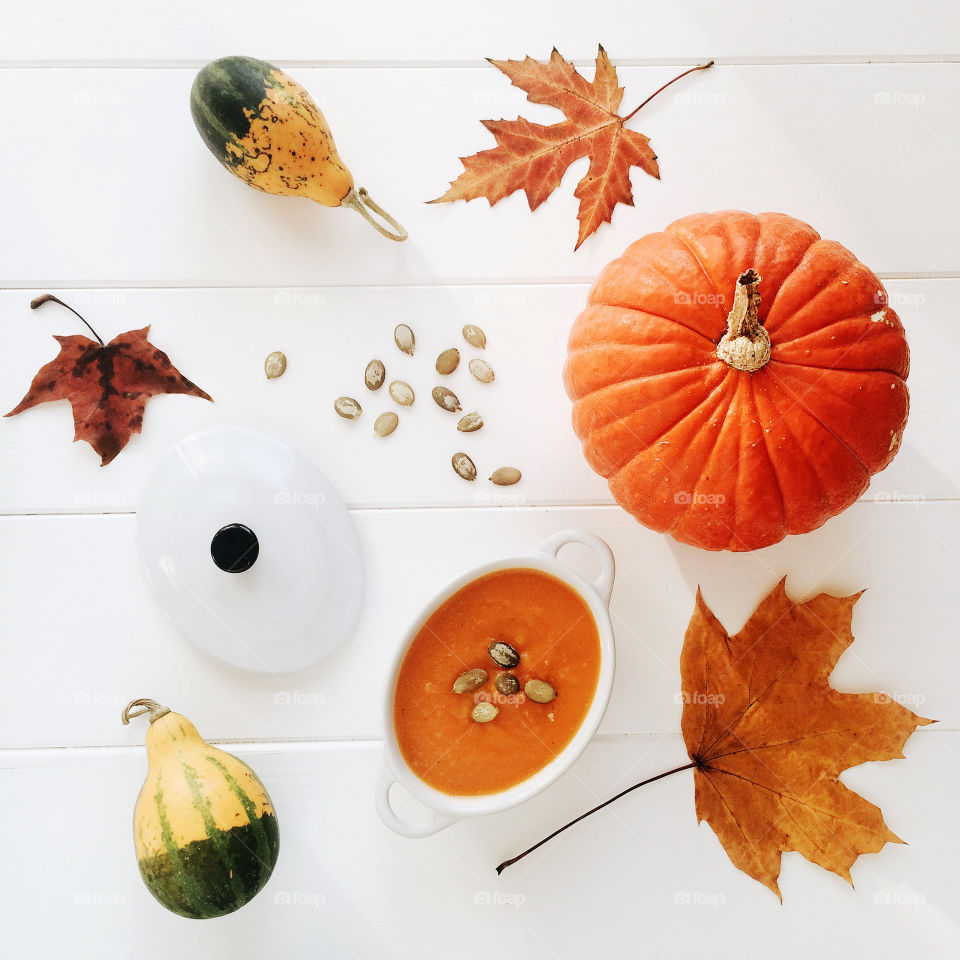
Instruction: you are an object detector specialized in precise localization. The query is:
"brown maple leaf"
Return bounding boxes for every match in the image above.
[430,50,712,249]
[6,295,212,465]
[498,579,931,898]
[681,579,932,899]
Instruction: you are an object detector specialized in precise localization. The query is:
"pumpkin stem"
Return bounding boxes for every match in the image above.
[341,187,408,242]
[716,269,771,373]
[121,698,171,725]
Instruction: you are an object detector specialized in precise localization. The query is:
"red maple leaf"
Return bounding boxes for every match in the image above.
[6,295,212,465]
[431,50,712,248]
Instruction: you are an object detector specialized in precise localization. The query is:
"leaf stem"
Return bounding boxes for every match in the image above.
[622,61,715,122]
[495,760,697,874]
[30,293,104,346]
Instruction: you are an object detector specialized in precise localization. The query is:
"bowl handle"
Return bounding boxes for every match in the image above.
[537,530,616,606]
[376,766,458,838]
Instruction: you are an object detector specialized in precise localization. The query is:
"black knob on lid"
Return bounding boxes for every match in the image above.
[211,523,259,573]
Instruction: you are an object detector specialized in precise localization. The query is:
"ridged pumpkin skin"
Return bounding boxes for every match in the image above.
[133,711,280,919]
[563,211,909,552]
[190,55,353,206]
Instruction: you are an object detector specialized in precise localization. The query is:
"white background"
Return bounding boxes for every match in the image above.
[1,2,959,956]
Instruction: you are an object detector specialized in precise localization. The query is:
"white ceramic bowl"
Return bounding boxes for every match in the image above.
[377,530,616,837]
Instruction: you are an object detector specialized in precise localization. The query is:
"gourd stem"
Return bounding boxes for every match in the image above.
[121,698,171,725]
[30,293,104,347]
[342,187,408,242]
[716,269,771,373]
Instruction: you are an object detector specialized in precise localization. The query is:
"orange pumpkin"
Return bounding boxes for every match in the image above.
[563,211,909,552]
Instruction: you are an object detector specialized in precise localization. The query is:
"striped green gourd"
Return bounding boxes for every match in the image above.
[189,55,406,239]
[122,698,280,919]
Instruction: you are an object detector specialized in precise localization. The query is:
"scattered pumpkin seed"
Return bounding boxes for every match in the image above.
[488,640,520,669]
[394,324,415,356]
[334,396,362,420]
[462,324,487,349]
[364,359,386,390]
[457,411,483,433]
[435,348,460,375]
[525,679,557,704]
[432,386,462,412]
[452,452,477,481]
[494,672,520,696]
[490,467,521,486]
[374,412,399,437]
[264,351,287,379]
[469,358,495,383]
[389,380,415,406]
[453,668,488,694]
[471,702,499,723]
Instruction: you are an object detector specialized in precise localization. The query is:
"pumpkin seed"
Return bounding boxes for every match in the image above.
[394,324,415,356]
[469,358,495,383]
[374,412,399,437]
[264,350,287,379]
[525,679,557,704]
[452,452,477,481]
[494,672,520,696]
[432,386,462,412]
[453,667,488,694]
[490,467,521,486]
[435,348,460,375]
[471,701,499,723]
[488,640,520,668]
[389,380,415,406]
[462,324,487,349]
[457,411,483,433]
[364,359,386,390]
[334,396,362,420]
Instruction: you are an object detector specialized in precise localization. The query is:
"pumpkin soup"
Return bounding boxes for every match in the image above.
[393,568,601,795]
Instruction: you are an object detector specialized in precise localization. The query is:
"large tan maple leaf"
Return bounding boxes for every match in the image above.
[430,48,701,249]
[681,579,933,899]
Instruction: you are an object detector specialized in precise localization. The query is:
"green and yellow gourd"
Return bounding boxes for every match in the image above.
[190,55,407,240]
[122,698,280,919]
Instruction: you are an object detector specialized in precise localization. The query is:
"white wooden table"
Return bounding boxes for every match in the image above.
[2,2,959,956]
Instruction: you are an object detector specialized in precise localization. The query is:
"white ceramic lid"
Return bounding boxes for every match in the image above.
[136,426,363,673]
